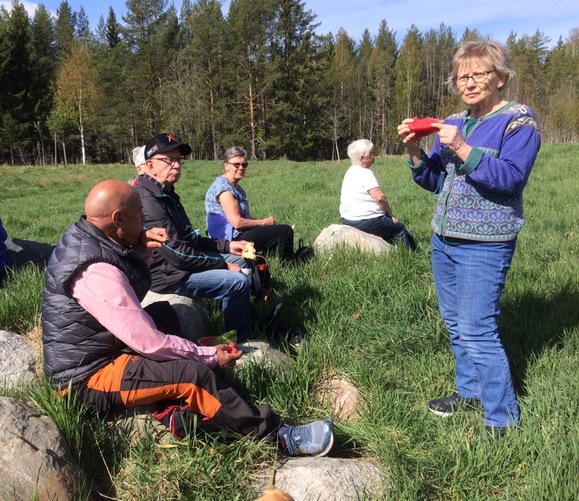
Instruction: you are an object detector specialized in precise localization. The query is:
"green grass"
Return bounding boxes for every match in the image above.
[1,143,578,499]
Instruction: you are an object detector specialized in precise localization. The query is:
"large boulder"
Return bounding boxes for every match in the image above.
[0,397,85,501]
[0,330,38,388]
[314,224,392,255]
[141,291,210,341]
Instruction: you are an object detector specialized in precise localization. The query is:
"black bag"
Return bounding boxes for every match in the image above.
[294,238,314,263]
[260,302,306,346]
[251,254,271,303]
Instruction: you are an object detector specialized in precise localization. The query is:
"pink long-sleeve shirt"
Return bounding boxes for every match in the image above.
[69,261,218,368]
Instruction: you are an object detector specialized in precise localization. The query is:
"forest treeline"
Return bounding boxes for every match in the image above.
[1,0,578,165]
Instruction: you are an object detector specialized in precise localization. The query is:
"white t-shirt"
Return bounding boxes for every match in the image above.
[339,165,382,220]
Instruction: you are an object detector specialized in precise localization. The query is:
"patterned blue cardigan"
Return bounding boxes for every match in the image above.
[410,102,541,242]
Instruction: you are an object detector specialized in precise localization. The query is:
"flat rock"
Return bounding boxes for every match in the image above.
[268,457,388,500]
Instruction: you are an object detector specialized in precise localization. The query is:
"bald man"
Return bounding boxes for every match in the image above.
[41,181,334,455]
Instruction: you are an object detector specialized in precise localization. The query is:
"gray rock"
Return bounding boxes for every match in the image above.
[314,224,392,256]
[0,330,38,388]
[236,339,295,374]
[0,396,85,501]
[141,290,210,341]
[270,457,388,500]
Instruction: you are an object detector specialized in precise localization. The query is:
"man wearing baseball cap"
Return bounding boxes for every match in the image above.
[135,133,253,341]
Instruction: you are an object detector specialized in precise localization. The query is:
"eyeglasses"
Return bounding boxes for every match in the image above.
[453,70,495,86]
[228,162,248,169]
[154,156,182,165]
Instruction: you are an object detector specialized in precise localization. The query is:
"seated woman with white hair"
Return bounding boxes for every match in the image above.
[339,139,416,251]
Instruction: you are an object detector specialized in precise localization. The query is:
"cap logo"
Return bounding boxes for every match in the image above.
[146,145,158,158]
[166,134,175,143]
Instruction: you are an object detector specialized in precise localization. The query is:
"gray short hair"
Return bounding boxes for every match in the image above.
[448,40,516,93]
[223,147,247,164]
[347,139,374,164]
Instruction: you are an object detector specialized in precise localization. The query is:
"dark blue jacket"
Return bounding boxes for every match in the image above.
[42,217,151,388]
[134,174,230,292]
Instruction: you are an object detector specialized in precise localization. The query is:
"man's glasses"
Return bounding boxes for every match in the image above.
[228,162,248,169]
[155,156,182,165]
[453,70,495,86]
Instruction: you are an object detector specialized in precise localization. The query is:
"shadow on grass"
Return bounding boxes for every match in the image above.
[501,281,579,396]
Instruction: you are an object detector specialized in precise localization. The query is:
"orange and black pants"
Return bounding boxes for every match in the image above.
[69,301,279,439]
[72,354,279,439]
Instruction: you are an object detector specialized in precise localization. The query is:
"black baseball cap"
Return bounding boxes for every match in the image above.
[144,133,192,160]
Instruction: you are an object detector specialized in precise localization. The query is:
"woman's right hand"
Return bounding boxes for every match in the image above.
[261,217,277,226]
[397,118,423,162]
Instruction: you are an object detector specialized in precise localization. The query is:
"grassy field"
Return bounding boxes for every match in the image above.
[1,143,578,500]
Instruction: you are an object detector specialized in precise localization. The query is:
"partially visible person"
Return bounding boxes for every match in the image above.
[135,134,253,341]
[0,217,10,281]
[41,179,334,454]
[397,40,540,435]
[129,145,146,187]
[339,139,416,251]
[205,147,294,262]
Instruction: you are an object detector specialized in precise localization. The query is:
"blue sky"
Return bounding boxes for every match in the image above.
[5,0,579,47]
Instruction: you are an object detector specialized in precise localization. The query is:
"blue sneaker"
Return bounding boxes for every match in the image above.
[278,419,334,457]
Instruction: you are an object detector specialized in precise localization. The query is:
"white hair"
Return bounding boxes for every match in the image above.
[347,139,373,164]
[132,146,145,168]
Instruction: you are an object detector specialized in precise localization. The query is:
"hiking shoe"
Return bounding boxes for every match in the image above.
[278,419,334,457]
[428,393,479,418]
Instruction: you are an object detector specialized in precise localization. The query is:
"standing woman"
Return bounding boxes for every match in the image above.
[397,40,540,434]
[340,139,416,250]
[205,147,294,262]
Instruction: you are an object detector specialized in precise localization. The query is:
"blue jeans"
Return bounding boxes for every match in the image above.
[172,253,252,342]
[341,215,416,251]
[431,234,519,427]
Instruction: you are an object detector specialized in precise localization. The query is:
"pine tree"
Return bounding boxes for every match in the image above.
[369,20,398,154]
[0,0,34,164]
[105,7,122,48]
[177,0,227,159]
[123,0,173,133]
[394,26,423,121]
[268,0,321,159]
[55,0,76,59]
[30,5,57,165]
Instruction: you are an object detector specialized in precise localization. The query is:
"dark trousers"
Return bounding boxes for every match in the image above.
[235,224,294,262]
[342,215,417,251]
[72,302,280,439]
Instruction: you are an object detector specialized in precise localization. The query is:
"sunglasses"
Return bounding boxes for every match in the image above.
[229,162,248,169]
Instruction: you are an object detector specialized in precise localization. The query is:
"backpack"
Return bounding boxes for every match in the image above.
[258,302,306,346]
[250,254,271,303]
[294,238,314,263]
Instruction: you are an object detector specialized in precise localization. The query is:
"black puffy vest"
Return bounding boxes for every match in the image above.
[42,217,151,388]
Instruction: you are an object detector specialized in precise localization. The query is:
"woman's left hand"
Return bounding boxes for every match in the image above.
[433,123,468,157]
